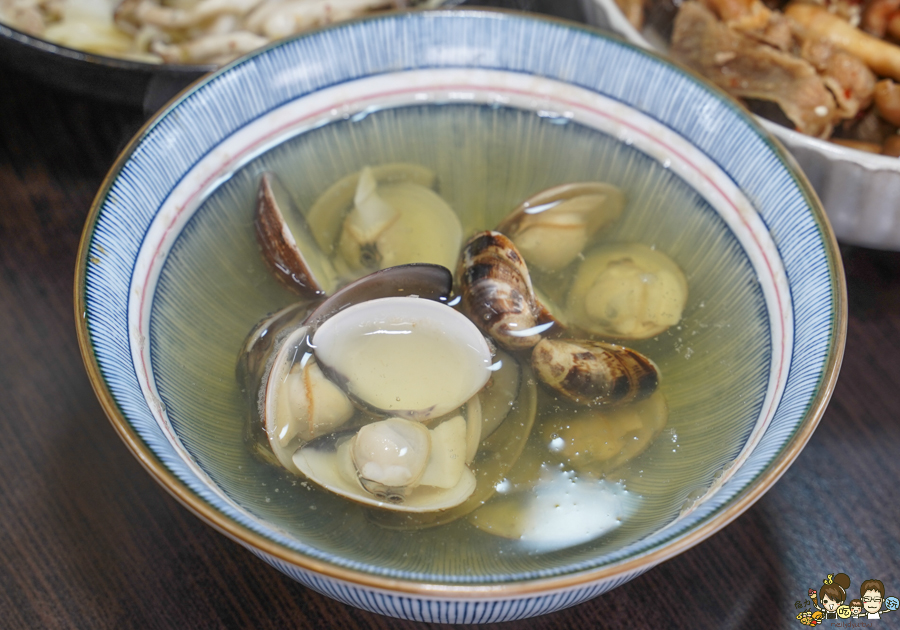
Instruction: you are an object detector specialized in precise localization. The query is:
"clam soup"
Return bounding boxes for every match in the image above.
[148,102,770,578]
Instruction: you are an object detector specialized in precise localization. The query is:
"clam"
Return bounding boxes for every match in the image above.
[236,301,312,404]
[294,415,477,512]
[246,264,495,511]
[312,295,493,420]
[242,264,454,471]
[304,163,463,275]
[531,338,659,407]
[261,325,355,473]
[457,231,553,352]
[496,182,625,273]
[303,262,452,329]
[566,243,688,340]
[367,359,538,528]
[255,172,339,298]
[466,392,666,546]
[541,391,669,472]
[476,349,520,441]
[306,163,435,254]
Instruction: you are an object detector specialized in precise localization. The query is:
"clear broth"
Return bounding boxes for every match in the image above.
[149,103,769,581]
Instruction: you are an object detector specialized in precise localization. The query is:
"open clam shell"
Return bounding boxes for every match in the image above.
[312,296,493,421]
[496,182,625,273]
[366,359,538,529]
[294,415,478,513]
[236,301,313,403]
[242,264,455,472]
[477,349,520,441]
[302,262,452,329]
[260,324,356,473]
[255,172,339,298]
[306,163,437,255]
[305,163,463,275]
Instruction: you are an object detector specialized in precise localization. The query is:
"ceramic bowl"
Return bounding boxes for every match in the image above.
[75,9,845,623]
[578,0,900,250]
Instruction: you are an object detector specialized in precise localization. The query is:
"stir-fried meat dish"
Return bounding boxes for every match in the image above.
[621,0,900,155]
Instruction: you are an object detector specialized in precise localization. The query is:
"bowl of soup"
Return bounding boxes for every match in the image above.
[75,8,846,623]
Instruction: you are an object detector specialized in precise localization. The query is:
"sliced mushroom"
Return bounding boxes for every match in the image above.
[786,2,900,82]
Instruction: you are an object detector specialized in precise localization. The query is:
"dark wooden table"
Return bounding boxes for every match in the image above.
[3,8,900,628]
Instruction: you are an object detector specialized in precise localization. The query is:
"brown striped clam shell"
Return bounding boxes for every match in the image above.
[457,231,546,352]
[531,338,659,406]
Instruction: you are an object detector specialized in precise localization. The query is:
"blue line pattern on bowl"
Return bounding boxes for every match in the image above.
[248,547,650,622]
[82,8,835,594]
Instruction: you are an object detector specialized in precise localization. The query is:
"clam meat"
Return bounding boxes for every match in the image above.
[351,417,432,500]
[261,325,355,473]
[566,243,688,340]
[531,337,659,407]
[305,164,463,275]
[306,163,436,254]
[294,415,477,512]
[496,182,625,272]
[366,359,538,530]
